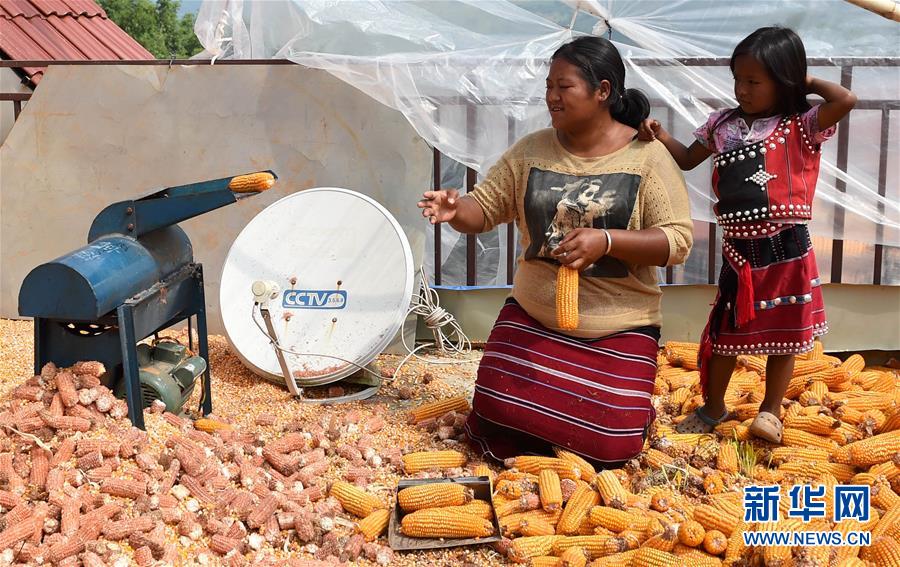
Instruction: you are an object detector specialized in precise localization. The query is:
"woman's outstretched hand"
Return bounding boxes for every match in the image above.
[418,189,460,224]
[637,118,661,142]
[551,228,610,271]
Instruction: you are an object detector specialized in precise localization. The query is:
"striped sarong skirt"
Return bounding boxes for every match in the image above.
[465,299,659,466]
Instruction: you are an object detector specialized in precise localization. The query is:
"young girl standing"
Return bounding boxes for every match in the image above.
[640,26,857,443]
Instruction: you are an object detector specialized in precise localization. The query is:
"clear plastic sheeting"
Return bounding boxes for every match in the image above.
[195,0,900,286]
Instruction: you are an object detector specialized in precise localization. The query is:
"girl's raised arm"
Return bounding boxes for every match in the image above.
[807,76,857,130]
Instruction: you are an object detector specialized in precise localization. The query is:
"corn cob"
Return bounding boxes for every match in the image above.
[520,516,557,537]
[769,446,830,464]
[495,493,541,517]
[556,266,579,330]
[643,449,674,468]
[500,509,562,537]
[100,478,147,500]
[407,397,470,424]
[593,470,628,509]
[794,359,834,376]
[330,481,385,518]
[247,493,279,530]
[666,345,701,371]
[553,447,597,482]
[782,427,837,450]
[677,520,705,547]
[702,529,728,556]
[833,518,863,563]
[400,507,494,538]
[588,549,638,566]
[863,536,900,566]
[509,535,563,562]
[102,517,155,541]
[841,353,866,375]
[228,172,275,192]
[0,517,37,552]
[847,430,900,467]
[553,535,619,558]
[692,504,737,537]
[631,547,682,567]
[402,450,467,473]
[557,482,599,534]
[474,464,495,482]
[442,499,494,519]
[872,481,900,510]
[587,506,643,533]
[789,414,841,435]
[398,482,470,512]
[193,418,233,432]
[506,456,581,481]
[529,558,561,567]
[837,558,869,567]
[539,469,563,512]
[716,444,738,474]
[559,546,588,567]
[356,508,390,541]
[872,505,900,540]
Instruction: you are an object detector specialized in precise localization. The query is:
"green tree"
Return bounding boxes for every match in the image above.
[99,0,204,59]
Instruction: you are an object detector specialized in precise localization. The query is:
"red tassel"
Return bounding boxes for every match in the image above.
[734,261,756,327]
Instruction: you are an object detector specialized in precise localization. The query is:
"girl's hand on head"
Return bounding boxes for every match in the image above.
[637,118,661,141]
[551,228,609,271]
[418,189,460,224]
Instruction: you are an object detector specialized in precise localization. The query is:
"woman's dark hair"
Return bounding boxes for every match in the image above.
[709,26,810,143]
[551,36,650,129]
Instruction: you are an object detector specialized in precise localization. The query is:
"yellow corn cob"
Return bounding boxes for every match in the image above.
[593,471,628,509]
[228,171,275,192]
[737,354,767,374]
[356,508,390,541]
[631,547,682,567]
[553,447,597,482]
[506,456,581,481]
[769,446,830,464]
[402,450,467,473]
[794,359,834,377]
[557,482,600,535]
[440,499,494,520]
[836,392,895,412]
[554,535,621,558]
[509,535,564,562]
[692,504,737,537]
[836,558,869,567]
[872,481,900,510]
[407,397,470,424]
[495,493,541,518]
[788,414,841,436]
[872,506,900,540]
[193,418,233,432]
[559,546,588,567]
[539,469,563,512]
[833,518,862,563]
[398,482,471,512]
[797,339,825,360]
[400,507,494,538]
[862,536,900,566]
[881,408,900,433]
[841,354,866,376]
[677,520,705,547]
[520,516,557,537]
[588,549,638,567]
[474,464,495,483]
[330,481,385,518]
[528,557,561,567]
[847,430,900,467]
[778,461,855,482]
[556,266,579,330]
[713,444,737,475]
[642,449,674,469]
[587,506,646,533]
[702,472,726,495]
[501,509,562,537]
[782,427,837,451]
[666,344,700,371]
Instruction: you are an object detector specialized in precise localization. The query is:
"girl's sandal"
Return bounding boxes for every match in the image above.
[749,411,783,444]
[675,406,729,434]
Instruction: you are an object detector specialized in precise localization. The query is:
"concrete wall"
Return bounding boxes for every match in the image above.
[0,64,431,338]
[420,284,900,353]
[0,65,30,147]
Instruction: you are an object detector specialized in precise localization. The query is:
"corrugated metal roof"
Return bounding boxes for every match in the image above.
[0,0,153,86]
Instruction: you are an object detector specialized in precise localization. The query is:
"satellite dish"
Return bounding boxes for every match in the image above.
[220,188,415,398]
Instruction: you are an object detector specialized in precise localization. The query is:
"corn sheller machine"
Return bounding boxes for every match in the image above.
[17,172,276,429]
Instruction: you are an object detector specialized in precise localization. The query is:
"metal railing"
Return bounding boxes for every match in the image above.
[2,57,897,286]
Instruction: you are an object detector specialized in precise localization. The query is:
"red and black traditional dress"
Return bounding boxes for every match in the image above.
[699,113,829,392]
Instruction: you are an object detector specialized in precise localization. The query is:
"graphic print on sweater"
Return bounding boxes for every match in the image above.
[524,168,640,277]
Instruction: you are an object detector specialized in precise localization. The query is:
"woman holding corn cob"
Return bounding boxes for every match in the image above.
[639,27,857,442]
[418,36,693,464]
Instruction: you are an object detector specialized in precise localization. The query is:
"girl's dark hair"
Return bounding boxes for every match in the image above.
[710,26,810,144]
[551,36,650,129]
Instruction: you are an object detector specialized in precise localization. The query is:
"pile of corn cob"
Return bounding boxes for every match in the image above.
[477,341,899,566]
[398,481,495,539]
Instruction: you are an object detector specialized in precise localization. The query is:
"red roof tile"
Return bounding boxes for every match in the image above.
[0,0,152,86]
